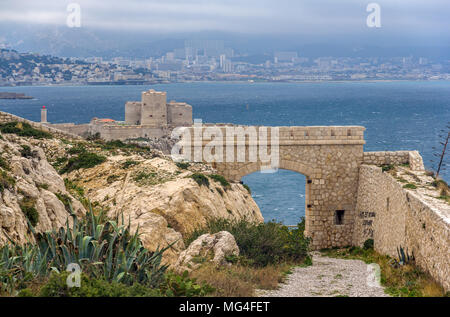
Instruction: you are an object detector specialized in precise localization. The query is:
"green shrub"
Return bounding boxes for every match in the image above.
[403,183,417,190]
[19,197,39,227]
[0,122,52,139]
[0,170,15,193]
[381,164,394,172]
[191,173,210,187]
[209,174,230,188]
[67,144,86,155]
[242,184,251,194]
[55,192,72,212]
[106,175,120,184]
[64,179,84,197]
[159,271,215,297]
[38,272,162,297]
[186,218,310,267]
[122,160,139,169]
[60,152,106,174]
[20,145,33,158]
[363,239,374,250]
[176,162,190,170]
[0,156,10,170]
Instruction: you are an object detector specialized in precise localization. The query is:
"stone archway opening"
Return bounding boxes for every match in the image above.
[241,169,308,226]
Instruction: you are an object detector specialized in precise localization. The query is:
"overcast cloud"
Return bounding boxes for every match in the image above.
[0,0,449,38]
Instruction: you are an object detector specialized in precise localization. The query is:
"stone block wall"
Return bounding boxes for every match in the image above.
[0,111,83,140]
[167,102,192,126]
[354,165,450,291]
[363,150,425,171]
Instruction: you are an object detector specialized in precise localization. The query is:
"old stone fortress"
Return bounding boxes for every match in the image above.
[42,89,193,141]
[0,88,448,291]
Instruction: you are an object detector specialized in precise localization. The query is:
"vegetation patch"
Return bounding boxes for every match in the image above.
[60,152,106,174]
[186,218,310,267]
[55,192,72,212]
[242,184,251,194]
[106,174,121,184]
[0,170,15,193]
[0,156,10,170]
[121,159,139,169]
[0,122,52,139]
[190,173,210,187]
[19,196,39,227]
[209,174,230,189]
[403,183,417,190]
[20,145,33,158]
[191,262,293,297]
[175,162,190,170]
[381,164,395,172]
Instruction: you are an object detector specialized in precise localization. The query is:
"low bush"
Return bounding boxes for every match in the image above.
[381,164,394,172]
[209,174,230,188]
[0,156,10,170]
[122,160,139,169]
[190,173,210,187]
[55,192,72,212]
[186,218,310,267]
[37,272,162,297]
[60,152,106,174]
[175,162,190,170]
[19,197,39,227]
[0,122,52,139]
[20,145,33,158]
[0,170,15,193]
[403,183,417,189]
[363,239,374,250]
[242,184,251,194]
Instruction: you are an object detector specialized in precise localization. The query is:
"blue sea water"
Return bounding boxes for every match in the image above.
[0,82,449,224]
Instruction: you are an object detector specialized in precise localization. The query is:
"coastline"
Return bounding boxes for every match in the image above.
[1,79,450,89]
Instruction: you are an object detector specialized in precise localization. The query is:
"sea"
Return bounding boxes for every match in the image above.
[0,81,449,225]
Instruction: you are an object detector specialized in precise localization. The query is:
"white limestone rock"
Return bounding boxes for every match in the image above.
[175,231,239,272]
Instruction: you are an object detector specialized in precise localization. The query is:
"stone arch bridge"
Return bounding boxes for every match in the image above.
[175,125,366,249]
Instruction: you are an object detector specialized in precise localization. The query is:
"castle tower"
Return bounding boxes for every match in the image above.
[41,106,47,123]
[140,89,167,126]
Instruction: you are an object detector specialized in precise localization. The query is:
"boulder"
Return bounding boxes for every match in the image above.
[175,231,239,272]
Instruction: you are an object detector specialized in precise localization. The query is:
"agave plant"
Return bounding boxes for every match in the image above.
[0,203,170,294]
[396,246,415,266]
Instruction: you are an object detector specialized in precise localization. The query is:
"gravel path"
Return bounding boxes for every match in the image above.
[258,252,389,297]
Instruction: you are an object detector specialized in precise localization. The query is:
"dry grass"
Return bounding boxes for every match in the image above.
[190,263,292,297]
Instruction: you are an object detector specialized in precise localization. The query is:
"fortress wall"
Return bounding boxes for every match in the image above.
[141,90,167,126]
[363,151,425,170]
[354,165,450,291]
[47,123,90,137]
[0,111,83,140]
[125,102,141,125]
[167,103,192,126]
[91,124,168,141]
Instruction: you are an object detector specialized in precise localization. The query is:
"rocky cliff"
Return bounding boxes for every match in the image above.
[0,129,262,266]
[64,154,262,264]
[0,134,85,246]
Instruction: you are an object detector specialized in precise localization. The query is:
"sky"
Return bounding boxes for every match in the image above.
[0,0,449,57]
[0,0,449,37]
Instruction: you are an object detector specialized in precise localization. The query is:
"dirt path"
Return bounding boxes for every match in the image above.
[258,252,389,297]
